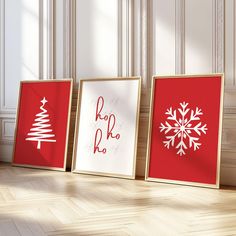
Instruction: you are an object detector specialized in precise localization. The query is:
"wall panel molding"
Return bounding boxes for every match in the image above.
[0,0,15,114]
[63,0,76,79]
[118,0,133,77]
[216,0,224,72]
[175,0,185,74]
[152,0,176,75]
[52,0,76,79]
[220,108,236,186]
[75,0,132,80]
[136,111,149,176]
[0,118,15,144]
[0,0,5,112]
[39,0,54,80]
[225,0,236,89]
[212,0,224,73]
[221,163,236,186]
[134,0,152,175]
[134,0,152,95]
[224,88,236,111]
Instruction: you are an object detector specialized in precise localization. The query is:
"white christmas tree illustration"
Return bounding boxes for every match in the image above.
[25,97,56,149]
[159,102,207,156]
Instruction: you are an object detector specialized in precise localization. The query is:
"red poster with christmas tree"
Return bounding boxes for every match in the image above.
[145,74,224,188]
[12,80,73,170]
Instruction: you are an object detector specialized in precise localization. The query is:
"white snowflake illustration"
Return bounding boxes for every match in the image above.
[159,102,207,156]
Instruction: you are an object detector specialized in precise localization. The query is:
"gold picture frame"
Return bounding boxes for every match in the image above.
[145,74,224,188]
[12,79,73,171]
[72,77,141,179]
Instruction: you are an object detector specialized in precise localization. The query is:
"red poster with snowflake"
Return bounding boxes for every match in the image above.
[146,74,224,188]
[12,80,73,171]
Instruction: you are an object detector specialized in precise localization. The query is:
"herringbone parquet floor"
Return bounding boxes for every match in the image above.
[0,163,236,236]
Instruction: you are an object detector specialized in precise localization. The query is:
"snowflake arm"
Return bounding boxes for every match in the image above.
[187,122,208,135]
[184,131,201,151]
[176,140,187,156]
[176,132,187,156]
[178,102,190,122]
[163,130,181,149]
[165,107,181,126]
[185,107,203,125]
[160,121,179,134]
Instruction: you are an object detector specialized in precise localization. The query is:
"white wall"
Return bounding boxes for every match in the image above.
[1,0,236,185]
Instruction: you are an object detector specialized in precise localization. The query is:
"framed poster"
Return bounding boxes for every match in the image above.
[12,79,73,171]
[72,77,141,179]
[145,74,224,188]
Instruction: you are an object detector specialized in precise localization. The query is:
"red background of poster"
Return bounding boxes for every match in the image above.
[148,76,222,185]
[13,81,72,169]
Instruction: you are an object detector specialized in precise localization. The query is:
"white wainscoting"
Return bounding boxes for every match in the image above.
[223,0,236,185]
[1,0,236,185]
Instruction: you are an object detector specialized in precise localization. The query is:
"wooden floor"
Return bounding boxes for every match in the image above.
[0,164,236,236]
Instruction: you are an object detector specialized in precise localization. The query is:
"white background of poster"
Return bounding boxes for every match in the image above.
[73,78,140,178]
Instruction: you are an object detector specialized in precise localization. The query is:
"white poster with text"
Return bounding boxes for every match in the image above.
[72,78,141,178]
